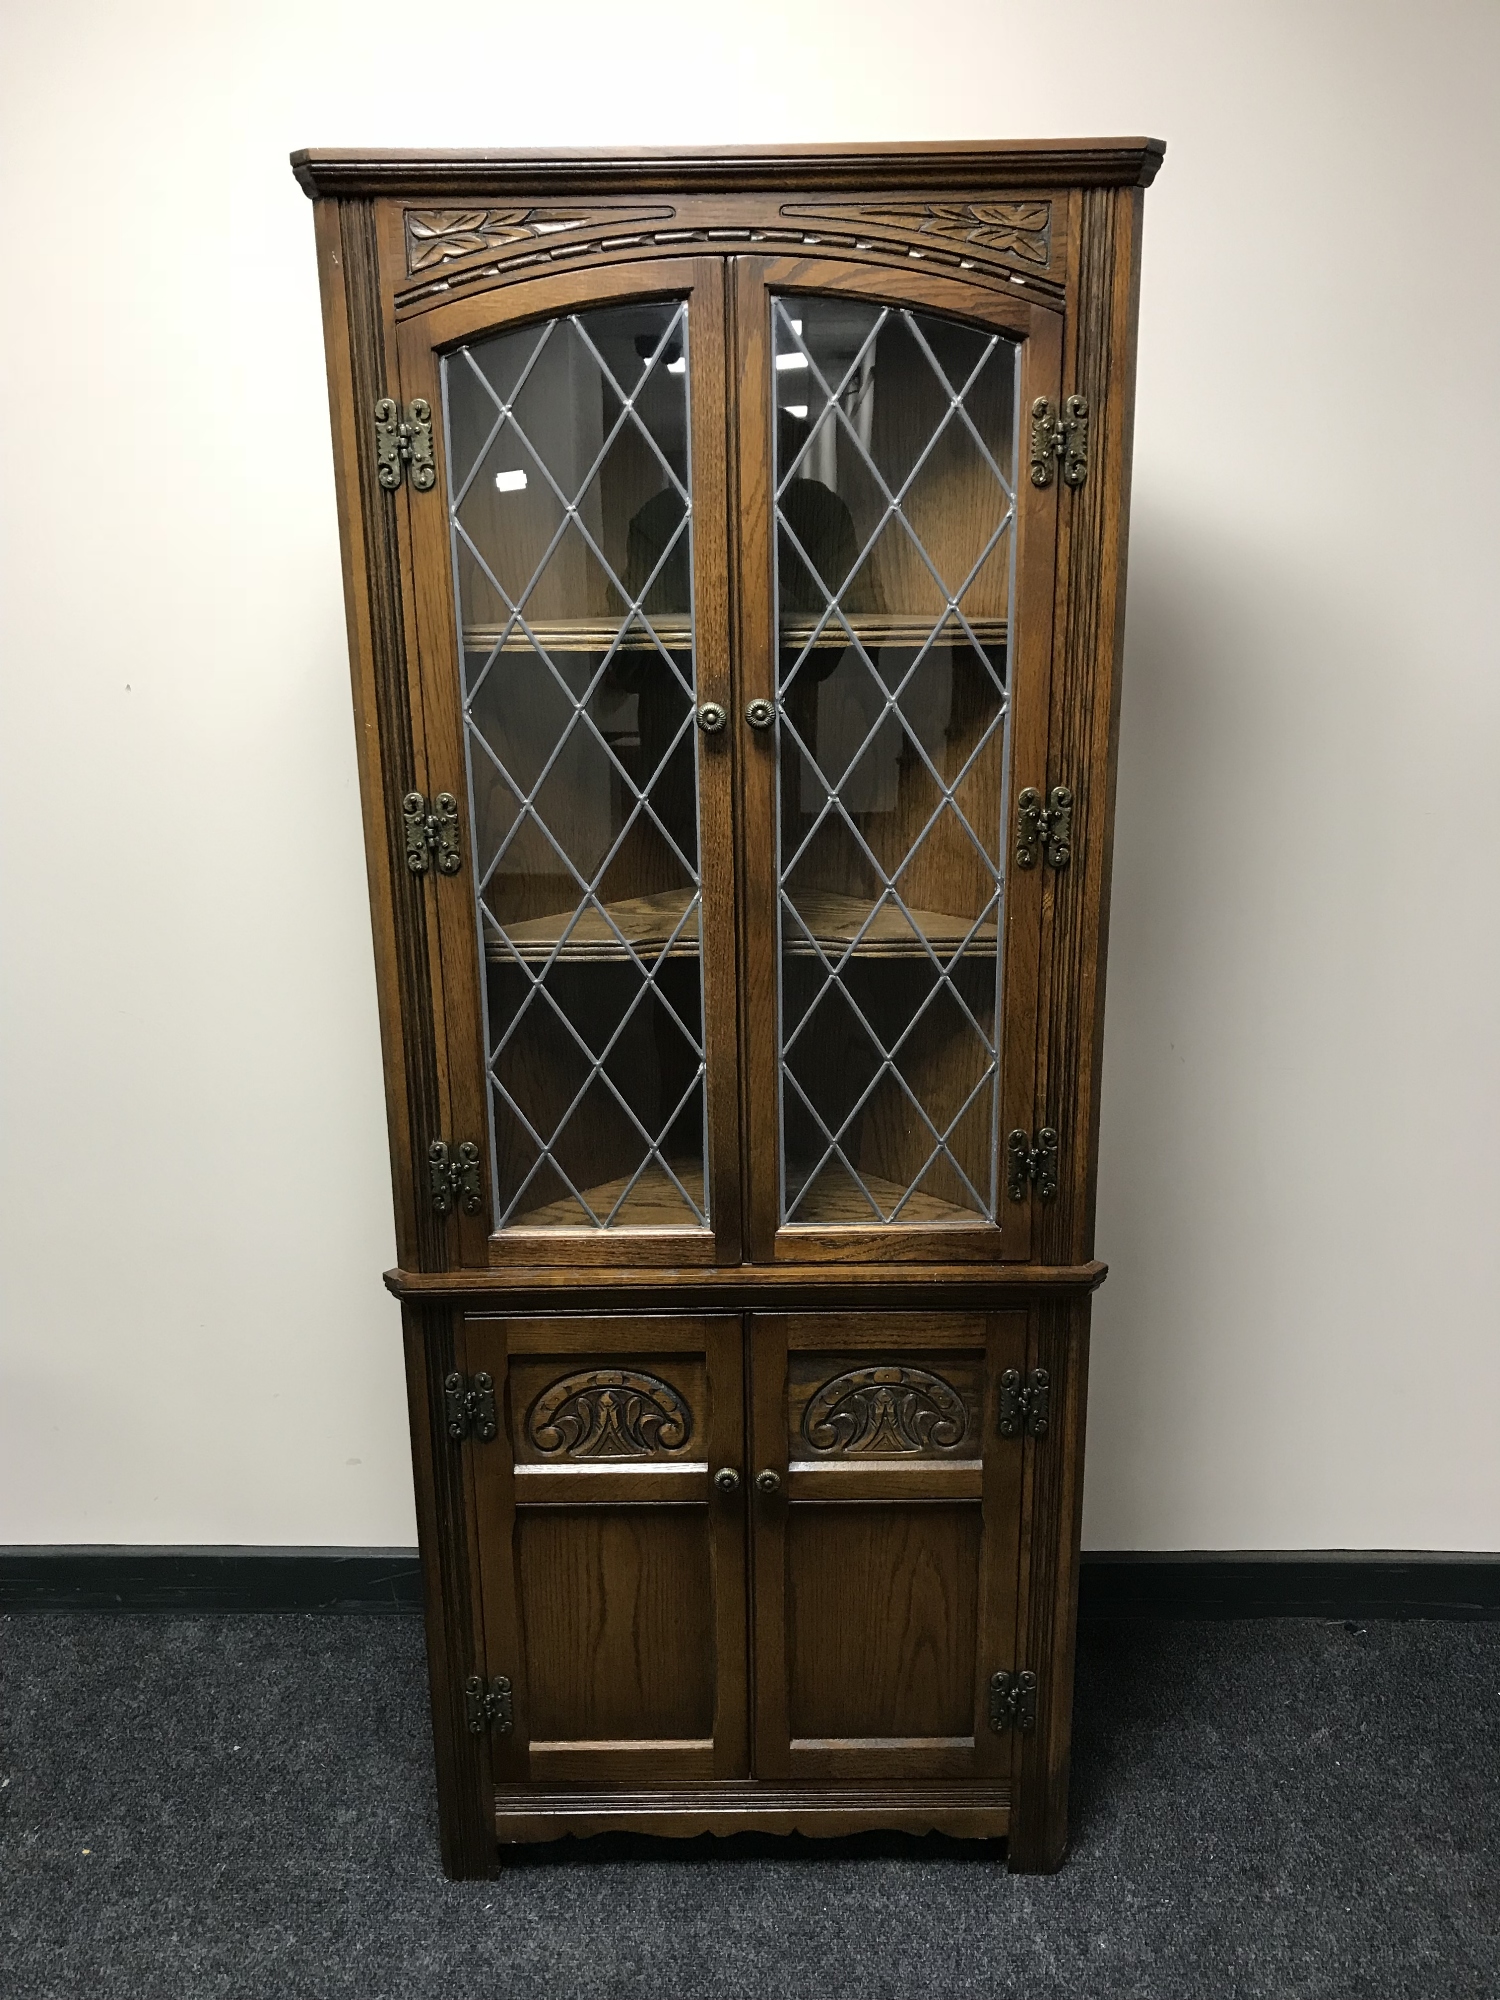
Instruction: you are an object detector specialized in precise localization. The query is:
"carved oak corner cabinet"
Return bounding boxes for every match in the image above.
[293,138,1163,1875]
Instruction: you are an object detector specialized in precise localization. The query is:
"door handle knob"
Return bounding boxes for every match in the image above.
[745,698,776,730]
[713,1467,741,1493]
[755,1467,782,1494]
[696,701,728,733]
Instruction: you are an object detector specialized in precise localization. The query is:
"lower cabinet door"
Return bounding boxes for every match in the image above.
[749,1311,1027,1784]
[465,1313,748,1785]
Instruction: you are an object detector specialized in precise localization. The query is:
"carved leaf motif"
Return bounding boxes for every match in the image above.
[782,200,1052,267]
[405,206,675,272]
[528,1368,691,1459]
[802,1365,967,1455]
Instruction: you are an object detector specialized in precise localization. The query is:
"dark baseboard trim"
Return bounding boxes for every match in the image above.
[0,1547,423,1612]
[1,1547,1496,1618]
[1078,1551,1500,1621]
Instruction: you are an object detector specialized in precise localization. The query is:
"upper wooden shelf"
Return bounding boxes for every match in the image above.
[487,886,994,966]
[462,614,1008,655]
[491,891,700,965]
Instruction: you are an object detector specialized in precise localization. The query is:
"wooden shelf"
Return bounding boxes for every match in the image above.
[488,890,701,965]
[517,1159,706,1230]
[785,1164,982,1227]
[786,889,996,960]
[487,887,994,965]
[462,614,1007,655]
[515,1159,981,1231]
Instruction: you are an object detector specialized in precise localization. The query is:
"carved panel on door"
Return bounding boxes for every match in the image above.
[525,1366,694,1460]
[510,1356,704,1464]
[794,1357,976,1457]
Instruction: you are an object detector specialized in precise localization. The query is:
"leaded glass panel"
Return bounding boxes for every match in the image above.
[442,303,707,1230]
[772,297,1019,1225]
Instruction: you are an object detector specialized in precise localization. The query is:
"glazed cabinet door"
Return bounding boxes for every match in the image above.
[748,1311,1027,1784]
[397,261,740,1267]
[465,1313,748,1786]
[733,260,1063,1262]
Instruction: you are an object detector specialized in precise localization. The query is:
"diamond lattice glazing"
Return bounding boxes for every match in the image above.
[442,304,708,1230]
[772,298,1019,1225]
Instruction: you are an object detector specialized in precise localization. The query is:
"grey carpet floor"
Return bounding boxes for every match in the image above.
[1,1612,1497,1999]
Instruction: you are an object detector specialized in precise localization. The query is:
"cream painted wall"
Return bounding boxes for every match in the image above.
[1,1,1497,1550]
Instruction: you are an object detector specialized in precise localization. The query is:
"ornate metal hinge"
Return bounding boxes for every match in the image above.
[444,1370,498,1444]
[428,1138,482,1217]
[988,1668,1037,1733]
[1014,784,1073,870]
[1029,394,1089,488]
[374,396,436,492]
[465,1674,513,1734]
[402,791,462,876]
[1006,1128,1059,1203]
[998,1367,1051,1439]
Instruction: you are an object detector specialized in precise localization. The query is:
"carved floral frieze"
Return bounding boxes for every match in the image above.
[405,205,675,273]
[782,199,1052,268]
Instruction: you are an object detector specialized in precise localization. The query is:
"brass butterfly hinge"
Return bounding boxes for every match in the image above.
[374,395,436,491]
[444,1370,498,1444]
[1006,1128,1059,1203]
[402,791,462,876]
[988,1668,1037,1733]
[465,1674,513,1734]
[428,1138,482,1217]
[1029,394,1089,488]
[1014,784,1072,870]
[998,1367,1051,1439]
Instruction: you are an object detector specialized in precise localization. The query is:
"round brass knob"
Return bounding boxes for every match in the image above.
[713,1467,741,1493]
[745,698,776,730]
[696,701,728,733]
[756,1467,782,1494]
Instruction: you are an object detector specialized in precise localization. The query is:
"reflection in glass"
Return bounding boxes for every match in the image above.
[442,303,707,1230]
[772,297,1019,1225]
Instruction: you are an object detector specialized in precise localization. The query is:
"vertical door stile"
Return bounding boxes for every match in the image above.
[996,309,1065,1263]
[398,322,492,1268]
[706,1313,750,1778]
[731,258,783,1261]
[461,1315,529,1785]
[748,1309,792,1779]
[683,261,744,1264]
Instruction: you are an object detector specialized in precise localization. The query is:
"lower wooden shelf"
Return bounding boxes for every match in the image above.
[785,1162,982,1226]
[518,1157,706,1229]
[512,1159,980,1230]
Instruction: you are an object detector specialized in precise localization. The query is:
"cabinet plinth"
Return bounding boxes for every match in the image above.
[298,138,1159,1875]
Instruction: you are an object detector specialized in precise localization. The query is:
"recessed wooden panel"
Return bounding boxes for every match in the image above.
[786,1502,980,1740]
[518,1505,716,1742]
